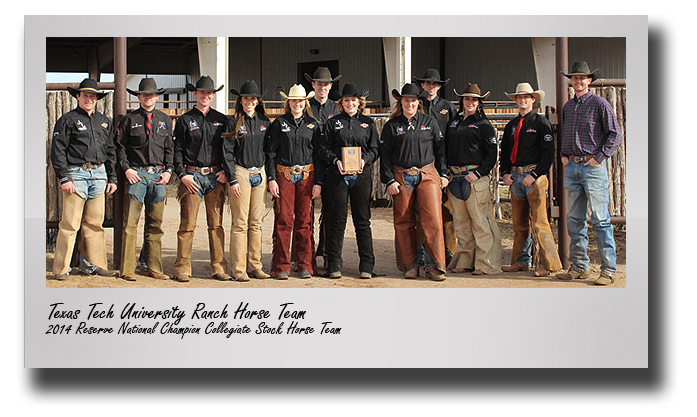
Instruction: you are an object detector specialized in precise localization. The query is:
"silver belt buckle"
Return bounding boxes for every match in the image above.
[248,166,262,174]
[290,165,304,175]
[450,166,462,175]
[200,167,213,175]
[145,166,157,174]
[405,167,419,176]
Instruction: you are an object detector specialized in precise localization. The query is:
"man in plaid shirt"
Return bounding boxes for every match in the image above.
[557,61,622,285]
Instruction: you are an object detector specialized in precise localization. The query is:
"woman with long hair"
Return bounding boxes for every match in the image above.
[445,83,502,275]
[222,80,271,282]
[379,83,449,281]
[265,84,323,279]
[318,83,379,279]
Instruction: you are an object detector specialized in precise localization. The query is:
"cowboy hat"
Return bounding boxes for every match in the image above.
[413,68,450,85]
[338,83,369,99]
[67,78,108,99]
[304,67,342,83]
[505,82,545,103]
[453,83,490,100]
[127,77,168,96]
[561,61,601,81]
[230,80,262,98]
[391,83,429,100]
[185,75,224,92]
[279,84,315,100]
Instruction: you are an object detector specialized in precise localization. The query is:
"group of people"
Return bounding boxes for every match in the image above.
[50,60,622,286]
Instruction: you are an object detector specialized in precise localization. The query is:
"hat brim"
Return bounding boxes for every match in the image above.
[230,88,262,98]
[280,91,316,100]
[127,88,168,96]
[68,87,108,99]
[454,88,490,100]
[186,83,224,93]
[505,90,545,102]
[305,73,342,84]
[561,69,601,81]
[392,89,428,101]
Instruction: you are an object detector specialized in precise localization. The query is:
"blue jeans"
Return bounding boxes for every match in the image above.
[564,160,617,273]
[447,175,471,201]
[186,170,221,197]
[66,164,107,200]
[126,168,167,204]
[509,171,535,265]
[249,173,262,188]
[402,172,421,190]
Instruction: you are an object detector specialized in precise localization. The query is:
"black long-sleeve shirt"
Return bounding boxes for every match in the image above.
[423,95,457,135]
[173,107,228,177]
[50,106,118,184]
[318,111,380,169]
[115,107,174,173]
[500,111,555,179]
[222,112,270,185]
[444,112,498,178]
[379,112,446,186]
[264,112,323,184]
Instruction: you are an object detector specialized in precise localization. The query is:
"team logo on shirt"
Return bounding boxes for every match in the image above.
[213,121,224,127]
[131,123,143,129]
[328,114,334,118]
[526,128,537,133]
[334,120,344,130]
[189,120,199,131]
[544,134,553,142]
[420,125,431,131]
[158,121,167,130]
[259,125,267,131]
[101,122,108,129]
[468,124,478,129]
[307,123,316,130]
[360,123,369,129]
[449,120,459,128]
[238,126,247,135]
[280,121,291,132]
[395,126,405,135]
[489,136,497,144]
[75,120,87,131]
[439,109,449,115]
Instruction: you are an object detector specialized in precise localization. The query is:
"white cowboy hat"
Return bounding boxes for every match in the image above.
[279,84,315,100]
[505,82,545,103]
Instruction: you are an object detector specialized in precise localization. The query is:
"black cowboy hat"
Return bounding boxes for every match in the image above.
[127,77,168,96]
[391,83,429,100]
[339,83,369,99]
[67,78,108,99]
[304,67,342,83]
[561,61,601,82]
[413,68,450,85]
[453,83,491,100]
[230,80,262,98]
[185,75,224,92]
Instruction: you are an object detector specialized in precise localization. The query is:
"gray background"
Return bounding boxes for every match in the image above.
[25,15,648,368]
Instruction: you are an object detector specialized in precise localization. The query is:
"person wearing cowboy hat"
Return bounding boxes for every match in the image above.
[500,82,563,277]
[445,83,502,275]
[114,77,174,282]
[380,83,449,281]
[304,66,342,270]
[413,69,458,271]
[172,75,230,283]
[318,83,379,279]
[556,61,622,285]
[50,78,118,280]
[265,84,323,279]
[221,80,272,282]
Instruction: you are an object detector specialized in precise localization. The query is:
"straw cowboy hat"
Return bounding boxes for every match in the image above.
[391,83,429,100]
[304,67,342,83]
[230,80,262,98]
[186,75,224,92]
[339,83,369,98]
[127,77,167,96]
[280,84,315,100]
[453,83,490,100]
[561,61,601,82]
[413,68,450,85]
[505,82,545,103]
[67,78,108,99]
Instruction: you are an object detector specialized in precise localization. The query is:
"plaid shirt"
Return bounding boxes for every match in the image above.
[560,91,621,164]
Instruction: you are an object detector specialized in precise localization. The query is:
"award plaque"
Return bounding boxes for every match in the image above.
[341,146,362,174]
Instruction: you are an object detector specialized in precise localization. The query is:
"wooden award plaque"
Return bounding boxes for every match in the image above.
[341,146,362,174]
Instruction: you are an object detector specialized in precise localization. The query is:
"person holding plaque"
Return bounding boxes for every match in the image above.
[318,83,379,279]
[445,83,502,275]
[265,84,323,279]
[380,83,449,281]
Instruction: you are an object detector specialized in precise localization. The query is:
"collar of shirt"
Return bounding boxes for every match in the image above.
[574,91,594,104]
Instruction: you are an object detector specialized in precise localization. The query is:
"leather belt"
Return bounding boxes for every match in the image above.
[185,165,222,175]
[450,165,479,175]
[276,163,314,181]
[568,155,594,163]
[245,166,263,174]
[399,166,425,176]
[72,162,103,171]
[134,165,165,174]
[512,164,537,175]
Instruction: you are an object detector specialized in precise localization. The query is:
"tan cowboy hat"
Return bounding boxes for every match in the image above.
[279,84,315,100]
[505,83,545,103]
[453,83,490,100]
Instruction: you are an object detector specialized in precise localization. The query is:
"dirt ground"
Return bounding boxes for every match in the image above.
[45,192,626,289]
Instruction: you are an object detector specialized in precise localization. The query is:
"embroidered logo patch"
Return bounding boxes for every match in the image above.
[213,121,224,127]
[440,108,449,115]
[101,122,109,129]
[420,125,431,131]
[360,123,369,129]
[544,134,553,142]
[334,120,344,130]
[489,136,497,144]
[395,126,405,135]
[76,120,87,131]
[281,121,291,133]
[189,120,199,131]
[307,123,316,130]
[259,125,267,131]
[526,128,537,133]
[449,120,459,128]
[132,123,143,129]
